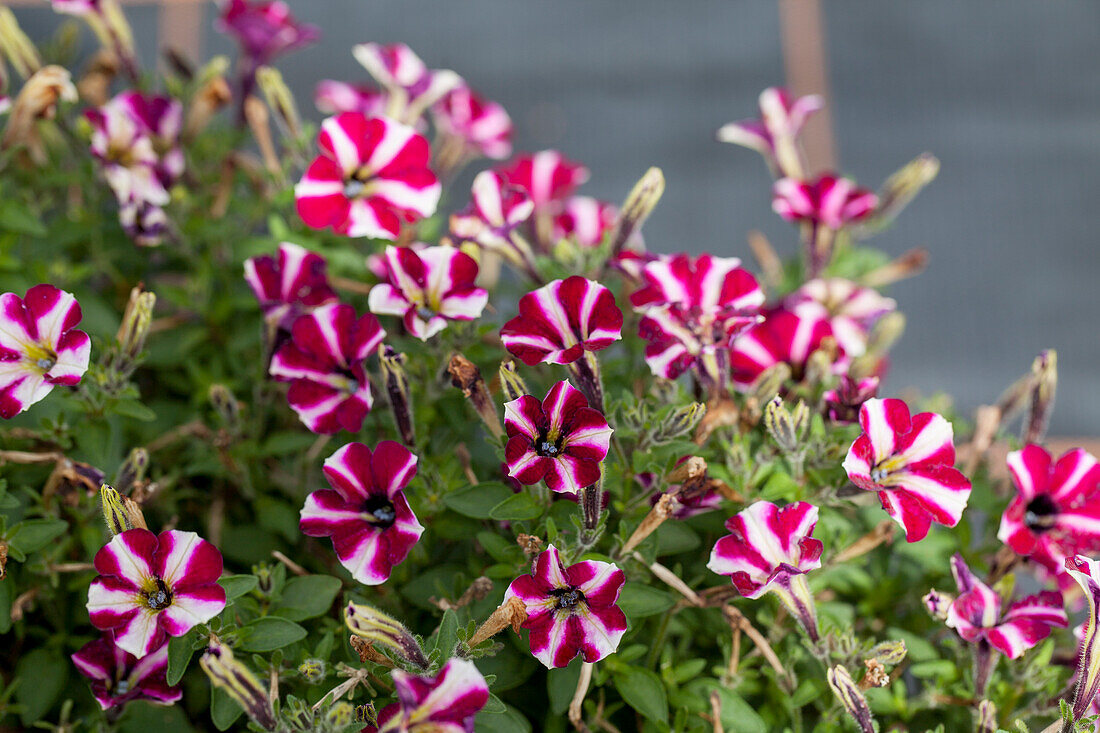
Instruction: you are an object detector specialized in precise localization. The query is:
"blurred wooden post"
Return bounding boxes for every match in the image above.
[778,0,836,174]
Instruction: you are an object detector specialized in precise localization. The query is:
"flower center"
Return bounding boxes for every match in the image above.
[870,467,889,483]
[1024,494,1058,533]
[416,306,436,321]
[114,679,131,695]
[362,495,397,529]
[536,429,563,457]
[549,586,585,611]
[23,342,57,374]
[343,179,367,199]
[142,577,173,611]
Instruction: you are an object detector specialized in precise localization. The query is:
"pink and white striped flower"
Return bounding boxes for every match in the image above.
[86,529,226,659]
[244,242,338,331]
[552,196,619,248]
[823,376,880,424]
[110,91,184,184]
[49,0,101,16]
[842,398,972,542]
[86,99,168,207]
[300,441,423,586]
[295,113,441,240]
[216,0,319,67]
[118,199,169,248]
[268,303,385,434]
[352,43,461,125]
[368,658,489,732]
[432,85,513,160]
[1065,555,1100,721]
[997,445,1100,581]
[717,87,823,178]
[773,174,878,231]
[504,380,613,495]
[71,635,181,710]
[368,245,488,341]
[0,285,91,419]
[729,306,837,390]
[504,544,626,668]
[500,276,623,365]
[785,278,895,358]
[945,553,1066,660]
[314,80,386,117]
[630,254,764,384]
[449,170,535,268]
[499,150,589,215]
[707,500,823,641]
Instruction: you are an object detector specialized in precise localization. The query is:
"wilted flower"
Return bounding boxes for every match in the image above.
[0,284,91,418]
[368,245,488,340]
[300,441,423,585]
[296,113,441,239]
[87,528,226,658]
[216,0,319,67]
[313,79,386,117]
[785,278,896,358]
[352,43,461,125]
[504,380,613,494]
[1,65,77,162]
[707,500,823,641]
[773,174,878,231]
[244,241,338,331]
[729,306,838,391]
[71,635,181,710]
[500,276,622,365]
[368,658,489,732]
[432,84,513,160]
[717,87,823,178]
[824,375,880,423]
[268,303,385,434]
[499,150,589,215]
[504,544,626,668]
[998,444,1100,584]
[842,398,972,542]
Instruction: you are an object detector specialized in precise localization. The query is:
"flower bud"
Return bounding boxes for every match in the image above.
[1023,349,1057,445]
[859,153,940,234]
[447,353,503,439]
[244,95,281,176]
[977,699,997,733]
[379,345,415,446]
[0,8,42,79]
[652,402,706,444]
[764,397,808,453]
[866,639,907,667]
[497,360,529,404]
[354,703,378,726]
[865,311,906,356]
[116,286,156,362]
[325,701,354,728]
[345,601,430,669]
[100,0,136,60]
[750,362,791,405]
[298,658,326,684]
[200,640,277,731]
[610,167,664,256]
[100,484,131,536]
[826,665,875,733]
[803,337,839,388]
[256,65,301,139]
[922,589,952,621]
[209,384,241,431]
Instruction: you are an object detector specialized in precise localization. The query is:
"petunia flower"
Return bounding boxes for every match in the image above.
[504,544,626,668]
[86,528,226,659]
[368,658,489,732]
[49,0,101,16]
[368,245,488,341]
[1063,556,1100,722]
[0,284,91,418]
[352,43,461,126]
[630,254,764,389]
[553,196,619,248]
[295,112,441,240]
[244,241,338,332]
[71,634,181,710]
[504,380,613,495]
[85,98,169,207]
[499,150,589,215]
[785,278,895,358]
[945,554,1066,662]
[449,169,537,274]
[729,305,837,390]
[707,500,823,641]
[773,174,878,231]
[300,441,423,586]
[717,87,823,178]
[268,302,385,434]
[842,398,972,542]
[216,0,319,68]
[313,80,386,117]
[118,199,169,248]
[500,276,623,366]
[110,91,184,184]
[432,84,513,161]
[997,445,1100,584]
[824,376,880,424]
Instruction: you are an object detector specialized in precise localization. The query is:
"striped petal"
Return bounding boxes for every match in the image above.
[159,586,227,636]
[154,529,223,590]
[386,658,489,730]
[707,501,821,597]
[499,150,589,211]
[501,276,622,366]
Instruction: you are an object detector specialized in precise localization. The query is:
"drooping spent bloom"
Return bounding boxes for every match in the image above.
[295,112,441,240]
[729,305,839,390]
[504,545,626,668]
[499,150,589,216]
[646,461,722,519]
[313,80,386,117]
[998,445,1100,582]
[449,170,535,267]
[244,241,338,331]
[501,276,622,365]
[352,43,461,125]
[71,635,181,710]
[773,174,878,231]
[216,0,319,67]
[1063,556,1100,722]
[432,84,513,160]
[717,87,823,178]
[300,441,423,585]
[504,380,612,494]
[707,500,823,641]
[785,278,895,358]
[87,529,226,659]
[0,285,91,419]
[945,553,1066,661]
[842,398,972,542]
[824,376,880,424]
[368,245,488,341]
[268,303,385,434]
[553,196,619,248]
[368,658,489,732]
[630,254,764,387]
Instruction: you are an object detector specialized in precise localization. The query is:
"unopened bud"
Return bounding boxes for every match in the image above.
[498,360,529,403]
[922,589,952,621]
[448,354,503,439]
[325,701,354,728]
[804,337,839,388]
[354,703,377,726]
[116,286,156,361]
[750,362,791,405]
[764,397,808,453]
[867,640,907,667]
[865,312,906,356]
[610,167,664,256]
[100,484,131,536]
[297,659,326,684]
[345,601,430,669]
[859,153,940,235]
[254,564,274,595]
[256,65,301,139]
[379,345,414,446]
[826,665,875,733]
[0,8,42,79]
[209,384,241,430]
[244,95,281,176]
[1023,349,1057,445]
[100,0,136,59]
[653,402,707,444]
[200,640,277,731]
[977,699,997,733]
[115,448,149,492]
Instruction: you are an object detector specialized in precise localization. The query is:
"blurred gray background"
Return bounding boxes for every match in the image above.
[14,1,1100,435]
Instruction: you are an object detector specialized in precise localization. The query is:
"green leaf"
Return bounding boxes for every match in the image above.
[429,609,459,659]
[238,616,307,652]
[0,579,11,634]
[211,686,245,730]
[442,482,513,519]
[617,583,676,619]
[166,632,197,686]
[15,648,67,725]
[7,518,68,554]
[488,493,541,521]
[712,687,767,733]
[654,521,699,556]
[218,574,259,602]
[112,399,157,421]
[482,693,507,715]
[273,575,342,621]
[547,660,582,715]
[613,667,668,724]
[474,705,532,733]
[0,203,47,237]
[118,700,195,732]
